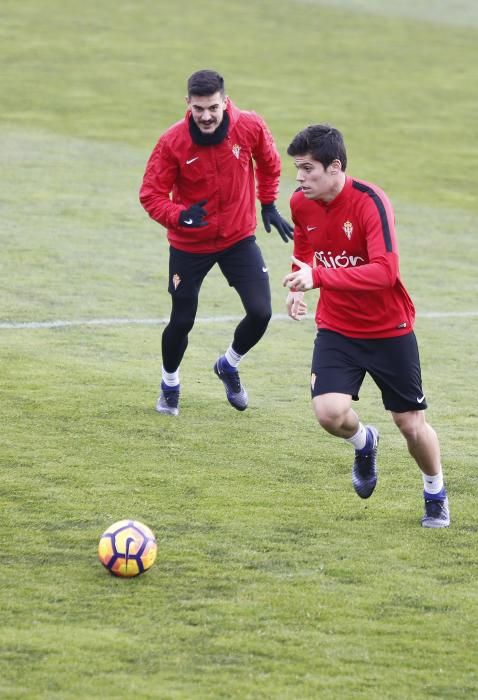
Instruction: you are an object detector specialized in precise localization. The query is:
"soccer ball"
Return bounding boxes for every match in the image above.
[98,519,157,577]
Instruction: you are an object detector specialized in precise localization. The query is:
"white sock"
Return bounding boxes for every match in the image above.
[423,470,444,495]
[162,368,180,387]
[225,345,243,368]
[345,423,367,450]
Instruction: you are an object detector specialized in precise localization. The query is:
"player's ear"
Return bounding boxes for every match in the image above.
[330,159,342,174]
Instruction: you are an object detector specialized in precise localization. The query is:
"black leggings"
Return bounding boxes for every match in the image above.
[162,239,272,372]
[162,283,272,371]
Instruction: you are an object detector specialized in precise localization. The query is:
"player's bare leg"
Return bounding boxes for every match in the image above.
[312,393,379,499]
[392,410,449,528]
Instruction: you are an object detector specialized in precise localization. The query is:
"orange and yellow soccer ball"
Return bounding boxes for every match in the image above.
[98,519,157,577]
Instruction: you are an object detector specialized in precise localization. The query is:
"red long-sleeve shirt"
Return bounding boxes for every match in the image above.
[140,99,281,253]
[290,176,415,338]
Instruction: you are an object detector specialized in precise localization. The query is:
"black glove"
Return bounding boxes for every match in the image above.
[179,200,208,228]
[261,203,294,243]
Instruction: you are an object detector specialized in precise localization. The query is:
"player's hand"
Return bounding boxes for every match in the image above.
[261,203,294,243]
[286,291,308,321]
[283,256,314,291]
[179,200,208,227]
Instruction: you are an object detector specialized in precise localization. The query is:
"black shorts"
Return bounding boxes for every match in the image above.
[310,329,428,412]
[167,236,270,300]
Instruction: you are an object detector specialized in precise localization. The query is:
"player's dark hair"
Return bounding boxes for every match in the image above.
[187,70,225,97]
[287,124,347,171]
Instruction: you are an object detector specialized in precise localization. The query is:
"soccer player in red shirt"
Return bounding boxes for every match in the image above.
[140,70,292,416]
[282,124,449,528]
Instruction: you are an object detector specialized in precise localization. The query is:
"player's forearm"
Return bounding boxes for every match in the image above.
[313,255,398,291]
[139,187,182,229]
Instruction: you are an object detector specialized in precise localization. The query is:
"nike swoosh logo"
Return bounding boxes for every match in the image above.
[183,218,193,225]
[307,226,317,231]
[262,267,268,273]
[417,395,426,403]
[186,157,199,165]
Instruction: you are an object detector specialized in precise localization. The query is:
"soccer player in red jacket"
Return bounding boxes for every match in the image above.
[140,70,292,416]
[282,124,449,528]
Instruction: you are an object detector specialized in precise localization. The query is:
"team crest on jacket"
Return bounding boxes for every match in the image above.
[172,273,181,290]
[343,220,353,239]
[232,144,241,159]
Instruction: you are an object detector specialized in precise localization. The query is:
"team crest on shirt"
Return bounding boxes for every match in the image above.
[172,273,181,290]
[232,144,241,159]
[343,220,353,239]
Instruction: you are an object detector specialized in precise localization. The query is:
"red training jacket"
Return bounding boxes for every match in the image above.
[290,176,415,338]
[139,99,281,253]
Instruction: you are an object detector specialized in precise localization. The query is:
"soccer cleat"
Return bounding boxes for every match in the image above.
[421,496,450,528]
[213,356,248,411]
[352,425,379,499]
[155,382,180,416]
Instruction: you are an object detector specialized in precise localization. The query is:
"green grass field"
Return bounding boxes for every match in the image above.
[1,1,478,698]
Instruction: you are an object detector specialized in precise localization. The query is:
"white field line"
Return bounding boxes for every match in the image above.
[0,311,477,330]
